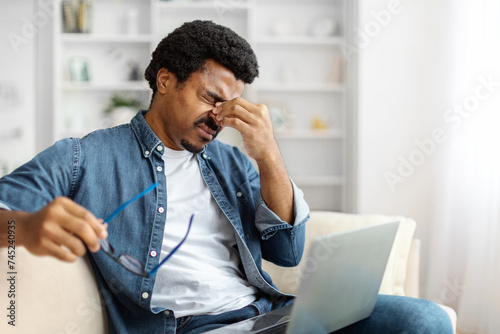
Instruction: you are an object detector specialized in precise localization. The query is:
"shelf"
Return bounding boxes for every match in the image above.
[52,0,353,212]
[156,0,250,10]
[62,81,150,91]
[255,82,344,92]
[60,34,153,43]
[274,129,344,139]
[256,36,344,46]
[292,176,344,186]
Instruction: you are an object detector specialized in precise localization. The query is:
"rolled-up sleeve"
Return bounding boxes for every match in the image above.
[254,180,310,267]
[0,202,11,210]
[255,180,309,239]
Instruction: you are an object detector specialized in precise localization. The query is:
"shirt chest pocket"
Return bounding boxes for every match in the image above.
[234,180,257,211]
[233,181,260,241]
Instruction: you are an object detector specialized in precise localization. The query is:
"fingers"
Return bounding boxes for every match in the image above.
[23,197,108,262]
[212,98,271,135]
[44,241,78,263]
[62,198,108,240]
[212,97,278,161]
[42,217,92,256]
[216,97,260,112]
[217,116,251,134]
[213,97,266,124]
[50,198,104,254]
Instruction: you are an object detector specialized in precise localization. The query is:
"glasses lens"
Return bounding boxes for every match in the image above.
[100,239,113,254]
[119,255,145,275]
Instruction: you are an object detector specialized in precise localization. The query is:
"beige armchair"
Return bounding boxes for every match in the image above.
[0,211,457,333]
[263,211,457,332]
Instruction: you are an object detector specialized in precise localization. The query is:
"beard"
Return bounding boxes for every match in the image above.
[180,115,221,154]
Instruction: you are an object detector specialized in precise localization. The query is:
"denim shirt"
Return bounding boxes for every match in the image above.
[0,110,309,334]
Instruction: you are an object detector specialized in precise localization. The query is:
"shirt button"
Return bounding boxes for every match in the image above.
[158,207,165,214]
[157,145,163,151]
[150,250,157,257]
[145,150,150,156]
[236,192,242,198]
[142,292,149,299]
[164,310,171,316]
[202,153,208,159]
[156,166,163,172]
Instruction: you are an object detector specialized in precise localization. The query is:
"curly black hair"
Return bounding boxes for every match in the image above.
[144,20,259,103]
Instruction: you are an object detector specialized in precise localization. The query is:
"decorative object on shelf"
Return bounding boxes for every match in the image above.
[128,61,142,81]
[266,101,291,130]
[77,0,92,33]
[311,114,329,131]
[102,93,141,127]
[62,0,77,33]
[309,18,337,37]
[61,0,92,33]
[68,57,90,82]
[271,19,296,36]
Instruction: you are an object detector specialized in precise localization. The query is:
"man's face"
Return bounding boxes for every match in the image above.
[151,59,245,153]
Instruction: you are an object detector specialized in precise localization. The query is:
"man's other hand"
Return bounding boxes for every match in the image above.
[12,198,107,262]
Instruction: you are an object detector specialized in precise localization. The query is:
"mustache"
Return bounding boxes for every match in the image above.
[195,115,220,133]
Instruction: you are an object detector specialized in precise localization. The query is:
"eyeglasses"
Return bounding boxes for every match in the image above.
[99,183,193,278]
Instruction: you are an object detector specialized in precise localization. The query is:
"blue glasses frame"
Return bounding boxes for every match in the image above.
[99,183,193,277]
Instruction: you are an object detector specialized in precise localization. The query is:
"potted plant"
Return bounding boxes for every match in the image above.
[103,93,142,127]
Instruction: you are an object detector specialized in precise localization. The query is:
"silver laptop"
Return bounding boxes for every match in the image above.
[205,221,400,334]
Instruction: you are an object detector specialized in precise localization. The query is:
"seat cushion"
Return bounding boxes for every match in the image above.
[0,247,108,334]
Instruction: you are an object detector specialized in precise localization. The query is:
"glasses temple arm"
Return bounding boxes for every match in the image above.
[104,183,158,223]
[148,214,194,276]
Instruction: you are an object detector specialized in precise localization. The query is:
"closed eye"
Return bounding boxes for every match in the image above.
[203,95,217,105]
[206,91,227,104]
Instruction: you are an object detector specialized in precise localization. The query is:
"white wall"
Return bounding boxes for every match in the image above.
[356,0,457,289]
[0,1,37,173]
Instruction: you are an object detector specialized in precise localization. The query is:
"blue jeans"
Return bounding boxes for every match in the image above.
[176,295,453,334]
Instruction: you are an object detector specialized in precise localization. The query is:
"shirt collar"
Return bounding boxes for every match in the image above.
[130,110,164,158]
[130,109,213,160]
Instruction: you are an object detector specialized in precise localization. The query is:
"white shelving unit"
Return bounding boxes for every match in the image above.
[52,0,356,212]
[52,0,153,140]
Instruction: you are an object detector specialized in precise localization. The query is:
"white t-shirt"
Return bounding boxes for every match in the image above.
[151,147,257,317]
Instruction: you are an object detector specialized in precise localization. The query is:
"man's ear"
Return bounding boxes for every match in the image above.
[156,68,173,94]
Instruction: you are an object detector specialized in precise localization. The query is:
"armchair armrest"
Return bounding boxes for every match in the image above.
[405,238,421,298]
[0,247,108,333]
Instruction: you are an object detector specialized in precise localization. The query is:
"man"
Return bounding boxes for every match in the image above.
[0,21,451,333]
